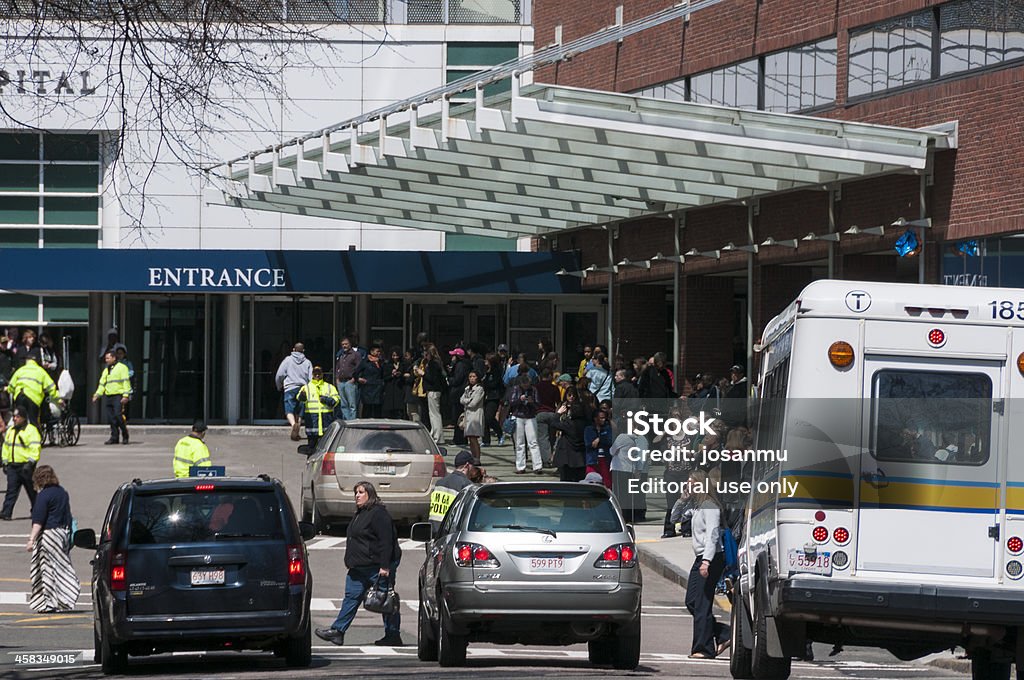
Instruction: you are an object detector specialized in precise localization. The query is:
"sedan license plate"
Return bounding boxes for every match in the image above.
[787,549,831,576]
[373,463,396,475]
[529,557,564,572]
[190,568,225,586]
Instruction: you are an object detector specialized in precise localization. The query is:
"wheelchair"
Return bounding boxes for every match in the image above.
[41,401,81,447]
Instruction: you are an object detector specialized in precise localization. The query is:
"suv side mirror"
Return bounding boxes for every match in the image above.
[297,521,317,541]
[73,528,97,550]
[410,522,433,543]
[437,446,448,457]
[297,444,310,456]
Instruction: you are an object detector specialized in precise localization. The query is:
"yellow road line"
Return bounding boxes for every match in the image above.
[0,577,91,585]
[13,614,89,623]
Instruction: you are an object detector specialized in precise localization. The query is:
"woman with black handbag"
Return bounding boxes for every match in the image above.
[316,481,403,647]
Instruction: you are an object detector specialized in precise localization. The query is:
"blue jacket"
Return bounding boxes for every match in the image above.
[583,423,614,467]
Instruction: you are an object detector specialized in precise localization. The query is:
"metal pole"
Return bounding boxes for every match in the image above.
[747,204,755,382]
[607,226,614,354]
[828,188,836,279]
[673,214,683,391]
[919,174,927,284]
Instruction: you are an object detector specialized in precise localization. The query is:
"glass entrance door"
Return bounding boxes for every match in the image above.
[559,310,600,376]
[415,304,502,354]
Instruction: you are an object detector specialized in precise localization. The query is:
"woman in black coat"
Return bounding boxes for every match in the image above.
[550,388,588,482]
[316,481,402,646]
[381,347,406,419]
[355,345,387,418]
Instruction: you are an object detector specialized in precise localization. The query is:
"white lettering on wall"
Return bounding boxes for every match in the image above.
[147,267,287,289]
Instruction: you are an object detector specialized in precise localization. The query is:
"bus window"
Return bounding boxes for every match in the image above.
[871,370,992,466]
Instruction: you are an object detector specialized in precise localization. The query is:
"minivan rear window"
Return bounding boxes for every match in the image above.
[336,426,435,454]
[468,488,623,534]
[129,491,283,544]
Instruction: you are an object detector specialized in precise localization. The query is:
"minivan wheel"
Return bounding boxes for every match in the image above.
[730,592,754,678]
[971,650,1011,680]
[611,613,641,670]
[281,616,312,667]
[100,626,127,675]
[437,604,467,667]
[417,598,438,662]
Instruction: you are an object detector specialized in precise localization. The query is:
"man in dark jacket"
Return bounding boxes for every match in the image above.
[722,364,749,427]
[613,368,639,402]
[447,349,470,445]
[429,450,476,532]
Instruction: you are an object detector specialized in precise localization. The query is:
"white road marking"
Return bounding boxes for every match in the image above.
[306,536,347,550]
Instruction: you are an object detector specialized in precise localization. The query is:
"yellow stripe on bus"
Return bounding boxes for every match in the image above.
[860,481,998,511]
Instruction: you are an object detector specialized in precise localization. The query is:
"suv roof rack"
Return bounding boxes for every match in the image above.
[257,473,271,482]
[132,478,143,486]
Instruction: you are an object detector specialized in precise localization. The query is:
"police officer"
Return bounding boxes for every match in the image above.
[6,357,62,430]
[297,366,340,448]
[173,421,212,478]
[1,407,42,520]
[92,350,132,445]
[428,450,476,532]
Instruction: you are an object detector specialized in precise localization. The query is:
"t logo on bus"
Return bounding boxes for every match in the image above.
[845,290,872,312]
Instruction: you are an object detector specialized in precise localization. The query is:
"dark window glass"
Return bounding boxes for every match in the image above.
[468,487,623,533]
[369,298,403,327]
[44,165,99,193]
[871,370,992,465]
[849,11,933,97]
[0,133,40,160]
[509,299,551,328]
[128,491,283,544]
[42,134,99,161]
[0,165,38,192]
[43,197,99,225]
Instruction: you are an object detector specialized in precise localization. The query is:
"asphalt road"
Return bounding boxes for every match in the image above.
[0,427,965,679]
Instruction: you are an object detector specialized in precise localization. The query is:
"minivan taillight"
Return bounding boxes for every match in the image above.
[455,542,500,568]
[595,543,637,568]
[432,455,446,478]
[111,551,126,591]
[287,544,305,585]
[320,452,335,476]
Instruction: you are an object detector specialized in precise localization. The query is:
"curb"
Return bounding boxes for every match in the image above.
[80,425,287,437]
[638,544,690,589]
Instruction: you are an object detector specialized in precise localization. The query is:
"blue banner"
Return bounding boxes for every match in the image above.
[0,249,582,294]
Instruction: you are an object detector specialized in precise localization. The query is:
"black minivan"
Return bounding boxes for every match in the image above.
[75,475,314,675]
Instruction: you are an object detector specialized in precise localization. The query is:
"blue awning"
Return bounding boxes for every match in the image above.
[0,249,582,295]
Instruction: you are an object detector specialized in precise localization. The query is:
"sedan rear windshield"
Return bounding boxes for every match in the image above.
[129,491,283,544]
[336,426,435,454]
[468,488,623,534]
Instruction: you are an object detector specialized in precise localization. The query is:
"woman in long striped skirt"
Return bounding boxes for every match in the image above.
[25,465,79,613]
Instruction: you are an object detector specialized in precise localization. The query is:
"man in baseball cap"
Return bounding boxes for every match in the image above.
[429,450,477,532]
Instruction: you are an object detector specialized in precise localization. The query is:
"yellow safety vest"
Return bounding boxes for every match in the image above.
[173,435,212,478]
[94,362,132,398]
[429,471,473,525]
[7,360,59,407]
[299,379,339,435]
[1,424,42,464]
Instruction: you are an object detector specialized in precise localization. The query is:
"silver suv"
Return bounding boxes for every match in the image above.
[411,482,642,669]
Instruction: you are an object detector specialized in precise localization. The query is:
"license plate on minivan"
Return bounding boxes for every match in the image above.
[529,557,564,572]
[374,464,396,475]
[191,568,225,586]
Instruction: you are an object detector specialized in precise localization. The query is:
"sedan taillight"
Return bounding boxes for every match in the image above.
[455,542,500,568]
[594,543,637,568]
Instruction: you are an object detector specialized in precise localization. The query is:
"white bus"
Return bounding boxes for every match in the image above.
[730,280,1024,680]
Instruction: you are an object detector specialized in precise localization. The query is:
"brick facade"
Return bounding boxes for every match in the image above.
[534,0,1024,378]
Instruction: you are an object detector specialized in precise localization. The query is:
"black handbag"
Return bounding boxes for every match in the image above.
[364,580,400,616]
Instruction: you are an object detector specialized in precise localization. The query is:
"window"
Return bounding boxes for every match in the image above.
[369,298,404,352]
[508,299,551,356]
[764,38,837,112]
[0,131,102,247]
[446,42,518,104]
[286,0,386,22]
[410,0,520,23]
[940,0,1024,75]
[689,59,758,109]
[849,11,934,98]
[871,370,992,465]
[128,491,284,544]
[336,425,436,453]
[634,40,837,113]
[468,487,623,533]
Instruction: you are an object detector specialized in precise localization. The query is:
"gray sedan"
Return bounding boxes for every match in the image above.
[411,482,642,669]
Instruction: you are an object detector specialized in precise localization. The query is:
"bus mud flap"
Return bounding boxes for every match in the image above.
[765,615,785,658]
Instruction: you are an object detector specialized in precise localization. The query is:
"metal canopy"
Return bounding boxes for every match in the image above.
[208,82,956,238]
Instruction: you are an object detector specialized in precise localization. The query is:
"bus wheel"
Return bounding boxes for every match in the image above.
[750,588,791,680]
[970,650,1010,680]
[729,591,753,679]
